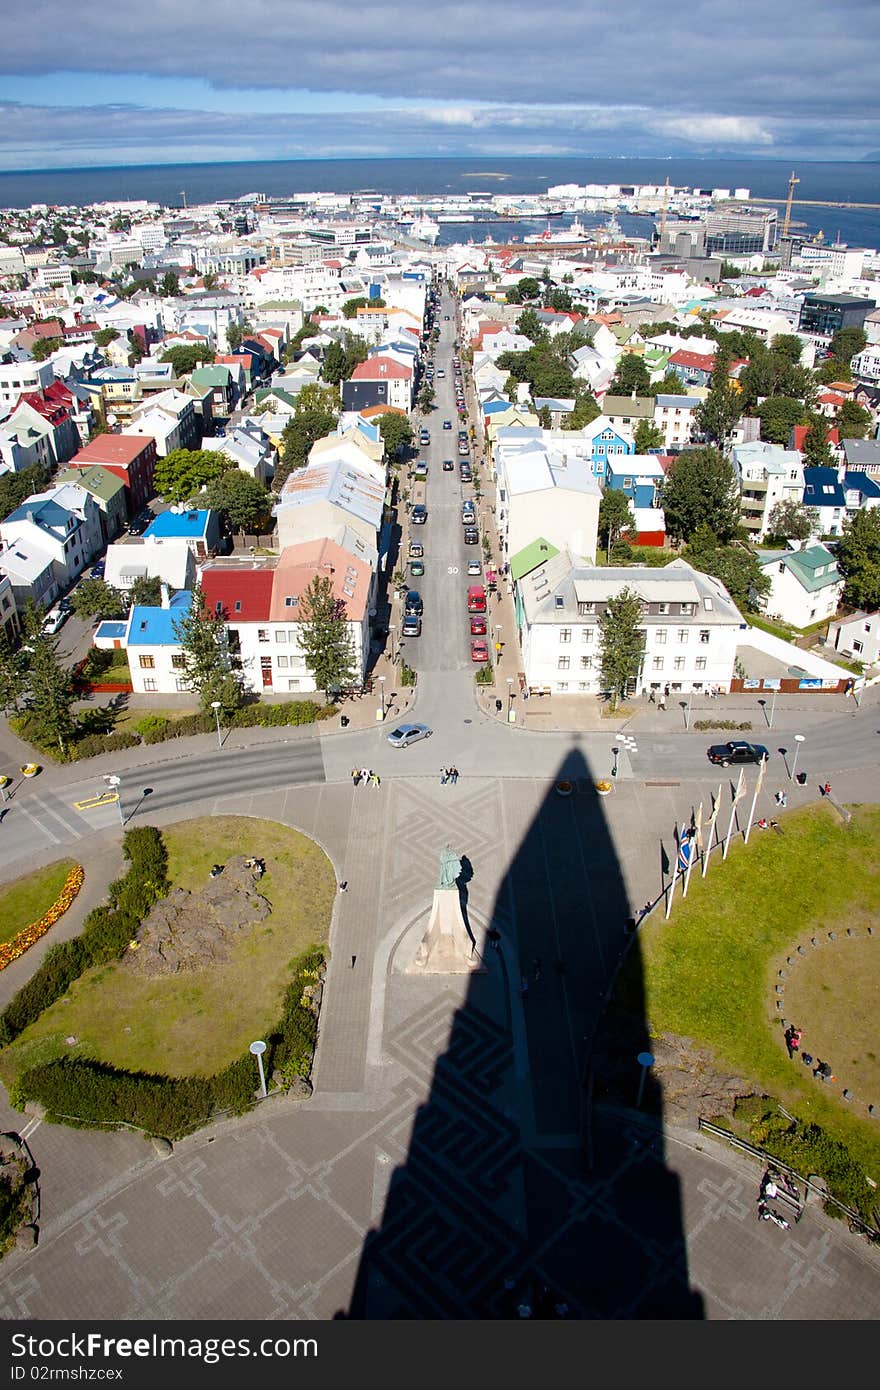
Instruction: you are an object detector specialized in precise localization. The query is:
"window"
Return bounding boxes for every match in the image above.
[677,629,688,644]
[699,629,710,644]
[555,595,564,610]
[287,679,301,691]
[276,654,289,668]
[285,595,299,607]
[234,600,242,613]
[558,655,570,670]
[143,678,157,691]
[695,656,707,670]
[853,640,863,654]
[674,656,686,670]
[580,655,592,669]
[275,630,287,643]
[175,678,188,691]
[138,655,155,669]
[657,602,669,615]
[623,477,633,489]
[560,628,571,643]
[257,628,268,642]
[578,681,589,691]
[581,627,594,643]
[652,656,664,671]
[171,654,185,669]
[557,682,569,692]
[655,628,666,645]
[703,596,713,610]
[578,601,596,615]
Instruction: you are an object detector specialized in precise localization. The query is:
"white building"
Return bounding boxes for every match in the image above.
[758,543,844,629]
[0,481,102,596]
[104,536,196,594]
[732,441,806,540]
[495,437,601,564]
[827,611,880,666]
[653,394,704,450]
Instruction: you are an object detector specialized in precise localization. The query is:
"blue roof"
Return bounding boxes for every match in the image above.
[483,399,512,415]
[655,395,700,408]
[127,590,193,646]
[844,470,880,501]
[144,509,210,539]
[803,467,846,508]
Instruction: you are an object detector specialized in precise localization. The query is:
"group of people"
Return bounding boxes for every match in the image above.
[351,767,381,787]
[440,767,460,784]
[785,1023,835,1083]
[757,1168,800,1230]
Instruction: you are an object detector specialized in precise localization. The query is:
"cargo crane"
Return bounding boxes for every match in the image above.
[782,171,799,238]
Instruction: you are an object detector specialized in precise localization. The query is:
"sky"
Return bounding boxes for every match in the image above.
[1,0,879,170]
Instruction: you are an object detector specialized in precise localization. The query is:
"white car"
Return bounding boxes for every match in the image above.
[42,606,69,635]
[386,723,433,749]
[467,559,482,576]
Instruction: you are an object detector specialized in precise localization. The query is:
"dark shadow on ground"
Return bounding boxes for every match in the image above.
[345,748,703,1318]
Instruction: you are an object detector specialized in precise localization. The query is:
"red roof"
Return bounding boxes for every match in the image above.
[200,565,274,622]
[44,380,75,408]
[817,391,846,406]
[351,356,412,381]
[744,286,768,298]
[72,435,154,467]
[791,424,840,452]
[215,354,253,370]
[13,391,70,425]
[669,349,716,371]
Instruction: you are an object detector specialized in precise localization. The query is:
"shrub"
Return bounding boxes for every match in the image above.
[736,1097,876,1220]
[135,714,172,742]
[475,666,494,686]
[399,662,417,687]
[70,731,140,760]
[692,719,753,732]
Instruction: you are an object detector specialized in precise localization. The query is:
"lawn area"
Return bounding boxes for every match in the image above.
[112,706,199,736]
[0,860,78,947]
[0,818,335,1083]
[615,803,880,1180]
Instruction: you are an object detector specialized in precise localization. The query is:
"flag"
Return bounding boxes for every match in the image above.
[694,801,704,853]
[755,753,767,798]
[678,839,692,872]
[732,767,746,806]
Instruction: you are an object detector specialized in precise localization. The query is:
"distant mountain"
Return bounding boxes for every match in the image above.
[860,151,880,162]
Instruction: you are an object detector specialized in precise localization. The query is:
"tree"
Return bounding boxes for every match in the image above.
[544,288,573,312]
[226,319,252,353]
[835,400,872,440]
[160,271,180,298]
[598,487,634,561]
[515,308,543,343]
[419,383,435,412]
[71,580,125,622]
[127,330,145,365]
[598,587,645,710]
[296,575,357,698]
[0,626,27,715]
[202,272,218,291]
[830,327,867,365]
[21,606,75,756]
[30,337,62,362]
[695,382,742,446]
[562,389,601,430]
[378,413,413,460]
[801,415,836,468]
[203,469,272,534]
[815,356,851,385]
[648,368,685,398]
[0,463,47,524]
[160,345,214,378]
[342,296,384,319]
[172,585,243,715]
[517,276,540,301]
[836,508,880,610]
[634,420,664,452]
[128,575,163,608]
[93,328,119,348]
[153,448,229,504]
[765,499,818,543]
[276,384,340,488]
[321,340,347,386]
[756,396,806,445]
[682,525,770,612]
[769,334,804,366]
[660,447,741,543]
[609,355,650,397]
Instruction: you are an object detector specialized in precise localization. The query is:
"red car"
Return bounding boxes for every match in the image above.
[470,639,489,662]
[470,616,487,635]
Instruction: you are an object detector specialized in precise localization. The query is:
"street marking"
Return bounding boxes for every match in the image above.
[74,791,119,812]
[16,800,61,845]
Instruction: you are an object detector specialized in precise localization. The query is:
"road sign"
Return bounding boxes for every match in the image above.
[74,791,119,811]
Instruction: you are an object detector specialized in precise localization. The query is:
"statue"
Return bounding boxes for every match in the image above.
[438,845,461,891]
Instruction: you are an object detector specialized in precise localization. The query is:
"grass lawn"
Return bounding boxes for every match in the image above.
[0,860,79,947]
[615,803,880,1180]
[112,707,199,735]
[0,818,335,1083]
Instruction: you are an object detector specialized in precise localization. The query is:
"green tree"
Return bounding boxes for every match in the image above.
[598,487,634,561]
[765,500,818,543]
[835,400,872,440]
[815,356,851,386]
[610,355,651,397]
[30,337,62,362]
[544,288,573,312]
[634,420,664,452]
[153,448,229,504]
[720,260,741,279]
[226,319,252,353]
[93,328,119,348]
[517,276,541,301]
[505,284,523,305]
[562,389,601,430]
[160,271,180,298]
[127,330,145,364]
[21,605,75,756]
[836,508,880,610]
[598,587,645,710]
[695,382,742,446]
[71,580,125,622]
[172,585,243,715]
[515,308,543,342]
[682,526,770,612]
[343,333,368,377]
[379,413,413,460]
[801,414,836,468]
[296,575,357,698]
[342,296,384,319]
[127,575,163,608]
[419,382,435,412]
[321,340,347,386]
[756,395,806,445]
[202,272,218,291]
[830,327,867,365]
[648,368,686,398]
[276,384,340,488]
[0,463,48,523]
[159,345,215,378]
[660,447,741,543]
[203,469,272,534]
[0,626,27,715]
[769,334,804,366]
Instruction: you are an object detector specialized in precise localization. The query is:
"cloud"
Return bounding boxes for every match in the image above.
[654,116,774,147]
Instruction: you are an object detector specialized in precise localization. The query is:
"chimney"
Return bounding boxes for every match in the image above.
[160,582,170,609]
[631,388,636,399]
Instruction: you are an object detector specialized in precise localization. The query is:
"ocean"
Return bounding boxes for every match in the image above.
[1,155,878,248]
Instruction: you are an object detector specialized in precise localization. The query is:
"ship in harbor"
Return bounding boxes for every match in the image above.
[397,214,440,243]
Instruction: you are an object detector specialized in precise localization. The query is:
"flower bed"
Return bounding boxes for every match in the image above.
[0,865,85,971]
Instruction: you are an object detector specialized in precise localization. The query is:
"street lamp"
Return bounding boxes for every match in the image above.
[379,674,386,719]
[494,625,502,671]
[103,773,124,827]
[249,1040,268,1098]
[612,746,620,779]
[506,676,514,720]
[791,733,805,783]
[210,700,222,750]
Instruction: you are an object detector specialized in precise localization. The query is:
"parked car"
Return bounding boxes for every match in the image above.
[464,526,479,544]
[470,616,487,635]
[458,444,470,457]
[408,540,424,558]
[410,559,425,577]
[402,613,422,637]
[443,419,452,430]
[467,584,487,613]
[89,561,105,579]
[462,509,476,527]
[459,467,472,482]
[470,639,489,662]
[404,590,423,615]
[419,429,430,445]
[41,606,68,636]
[387,722,432,749]
[467,558,482,576]
[411,504,428,524]
[442,458,454,471]
[414,461,428,479]
[707,740,769,767]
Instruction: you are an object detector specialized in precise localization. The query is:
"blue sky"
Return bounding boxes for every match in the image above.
[1,1,878,169]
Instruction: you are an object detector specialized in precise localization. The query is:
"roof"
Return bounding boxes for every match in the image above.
[72,435,154,467]
[201,563,275,622]
[55,466,126,503]
[601,395,655,419]
[351,356,412,381]
[763,543,842,593]
[269,539,370,621]
[190,366,232,387]
[126,589,193,646]
[792,424,839,452]
[143,509,211,539]
[509,537,560,582]
[655,395,701,409]
[668,349,716,371]
[842,439,880,468]
[803,468,846,509]
[276,459,385,529]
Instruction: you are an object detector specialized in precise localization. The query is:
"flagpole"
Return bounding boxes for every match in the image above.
[723,768,745,860]
[684,800,702,897]
[743,755,767,845]
[665,823,681,920]
[702,786,722,878]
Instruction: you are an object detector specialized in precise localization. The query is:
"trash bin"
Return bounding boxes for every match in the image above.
[340,715,350,728]
[495,699,503,712]
[796,771,807,785]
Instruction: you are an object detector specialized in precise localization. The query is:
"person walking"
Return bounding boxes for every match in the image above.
[360,767,370,786]
[351,768,360,787]
[450,766,459,785]
[440,768,448,785]
[532,955,542,982]
[338,881,348,893]
[371,770,381,788]
[658,692,666,711]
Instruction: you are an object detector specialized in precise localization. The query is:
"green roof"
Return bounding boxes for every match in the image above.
[510,537,560,582]
[56,466,126,503]
[190,365,232,387]
[783,546,841,593]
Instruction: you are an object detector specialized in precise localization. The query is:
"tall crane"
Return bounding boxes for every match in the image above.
[659,175,670,243]
[180,190,187,210]
[782,171,799,238]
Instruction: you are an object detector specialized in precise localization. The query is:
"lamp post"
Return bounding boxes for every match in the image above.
[211,700,222,750]
[249,1040,268,1098]
[612,746,620,779]
[389,624,396,664]
[379,675,386,719]
[494,625,502,671]
[791,733,805,783]
[103,774,124,827]
[506,676,514,721]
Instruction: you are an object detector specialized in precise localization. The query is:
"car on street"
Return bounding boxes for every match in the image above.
[419,429,430,445]
[89,561,105,579]
[470,616,487,635]
[404,589,423,615]
[414,461,428,479]
[402,614,422,637]
[444,314,451,320]
[458,443,470,457]
[467,558,481,576]
[408,540,424,558]
[411,504,428,524]
[442,458,454,471]
[387,722,433,749]
[470,639,489,662]
[410,558,425,577]
[443,419,452,430]
[462,508,476,526]
[464,526,479,544]
[459,466,472,482]
[437,368,445,378]
[707,740,769,767]
[41,605,69,636]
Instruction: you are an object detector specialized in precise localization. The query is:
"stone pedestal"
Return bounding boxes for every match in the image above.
[407,889,486,975]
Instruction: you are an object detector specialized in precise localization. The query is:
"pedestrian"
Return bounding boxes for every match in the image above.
[450,766,459,784]
[813,1060,834,1082]
[351,954,357,968]
[351,768,360,787]
[664,683,670,698]
[648,689,656,704]
[658,693,666,711]
[360,767,370,786]
[371,770,381,787]
[640,901,652,922]
[532,955,542,982]
[488,929,501,950]
[822,782,832,797]
[775,790,788,808]
[440,768,448,785]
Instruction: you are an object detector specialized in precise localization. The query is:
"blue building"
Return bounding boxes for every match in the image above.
[142,508,221,559]
[605,454,665,510]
